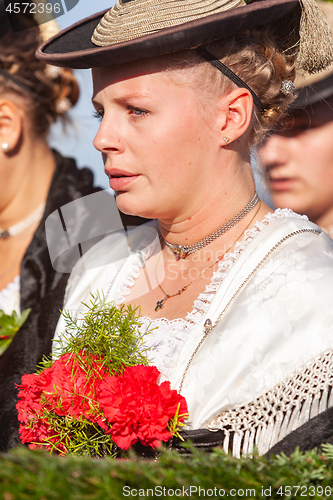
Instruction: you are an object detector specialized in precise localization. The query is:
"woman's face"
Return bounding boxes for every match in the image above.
[258,98,333,223]
[92,62,222,221]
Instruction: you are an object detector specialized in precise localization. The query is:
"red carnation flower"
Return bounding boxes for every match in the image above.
[17,353,188,455]
[99,365,188,450]
[17,351,109,450]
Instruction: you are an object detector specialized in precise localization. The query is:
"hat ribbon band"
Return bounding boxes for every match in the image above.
[0,68,44,104]
[197,47,264,112]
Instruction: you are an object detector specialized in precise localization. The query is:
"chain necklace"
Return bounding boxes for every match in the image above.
[164,192,259,260]
[154,201,261,311]
[0,203,45,240]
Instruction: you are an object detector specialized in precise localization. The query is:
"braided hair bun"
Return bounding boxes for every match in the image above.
[0,26,79,137]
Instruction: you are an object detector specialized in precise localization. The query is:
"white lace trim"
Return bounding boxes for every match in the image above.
[0,275,20,315]
[115,209,307,381]
[207,349,333,457]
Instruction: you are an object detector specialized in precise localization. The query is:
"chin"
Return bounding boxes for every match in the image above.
[115,193,156,220]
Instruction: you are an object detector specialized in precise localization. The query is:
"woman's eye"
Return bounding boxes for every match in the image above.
[92,109,103,122]
[128,107,148,118]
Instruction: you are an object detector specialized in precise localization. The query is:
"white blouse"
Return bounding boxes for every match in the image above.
[115,209,308,381]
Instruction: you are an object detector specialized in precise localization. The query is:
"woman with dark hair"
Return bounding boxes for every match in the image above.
[0,15,102,450]
[0,24,81,312]
[27,0,333,457]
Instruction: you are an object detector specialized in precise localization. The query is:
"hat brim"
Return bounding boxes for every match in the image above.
[37,0,300,69]
[291,72,333,109]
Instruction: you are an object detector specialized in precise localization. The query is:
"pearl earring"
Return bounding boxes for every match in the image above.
[223,137,230,145]
[2,143,9,150]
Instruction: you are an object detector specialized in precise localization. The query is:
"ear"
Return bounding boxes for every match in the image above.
[217,88,253,146]
[0,98,23,154]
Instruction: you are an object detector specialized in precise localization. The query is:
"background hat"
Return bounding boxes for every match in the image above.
[291,0,333,108]
[37,0,333,73]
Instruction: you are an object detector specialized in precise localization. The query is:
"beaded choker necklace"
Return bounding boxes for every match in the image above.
[163,192,259,260]
[0,203,45,240]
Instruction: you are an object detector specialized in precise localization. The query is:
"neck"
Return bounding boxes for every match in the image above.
[159,160,256,246]
[0,140,55,228]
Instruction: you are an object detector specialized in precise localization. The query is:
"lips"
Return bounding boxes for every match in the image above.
[106,168,140,191]
[269,177,298,192]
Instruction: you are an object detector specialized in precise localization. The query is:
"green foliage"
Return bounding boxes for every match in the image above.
[0,308,30,355]
[46,292,151,375]
[37,411,116,458]
[1,445,333,499]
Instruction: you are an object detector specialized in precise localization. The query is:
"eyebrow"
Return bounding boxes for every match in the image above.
[92,93,151,107]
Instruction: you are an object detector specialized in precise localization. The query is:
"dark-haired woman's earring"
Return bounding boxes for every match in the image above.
[223,137,230,145]
[2,143,9,151]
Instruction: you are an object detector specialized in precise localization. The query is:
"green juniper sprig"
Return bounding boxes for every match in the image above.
[40,291,152,375]
[35,411,116,458]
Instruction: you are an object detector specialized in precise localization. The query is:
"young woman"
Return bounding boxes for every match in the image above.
[258,0,333,238]
[33,0,333,457]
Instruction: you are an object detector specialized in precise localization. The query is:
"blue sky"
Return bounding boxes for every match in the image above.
[49,1,116,189]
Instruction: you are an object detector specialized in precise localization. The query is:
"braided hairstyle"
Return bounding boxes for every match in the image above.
[0,26,79,138]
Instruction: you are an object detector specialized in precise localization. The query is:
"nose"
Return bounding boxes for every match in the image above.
[257,134,289,173]
[93,115,125,155]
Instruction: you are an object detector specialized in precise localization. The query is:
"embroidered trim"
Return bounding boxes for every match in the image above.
[138,316,193,381]
[207,350,333,457]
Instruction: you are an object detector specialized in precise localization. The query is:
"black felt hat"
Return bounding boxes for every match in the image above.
[36,0,333,73]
